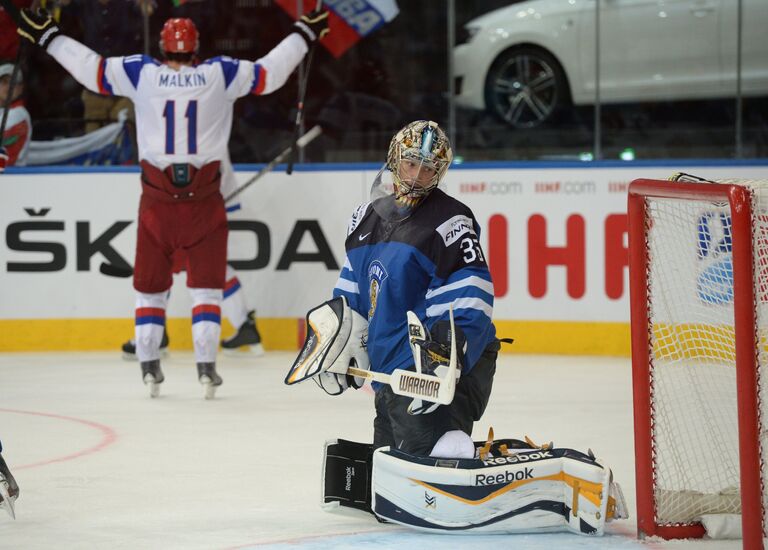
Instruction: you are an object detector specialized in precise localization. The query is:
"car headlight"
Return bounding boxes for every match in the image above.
[455,25,481,46]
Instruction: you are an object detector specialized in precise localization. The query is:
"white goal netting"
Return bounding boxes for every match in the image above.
[644,178,768,531]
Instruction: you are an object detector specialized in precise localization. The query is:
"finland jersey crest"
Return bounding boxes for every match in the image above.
[368,260,388,318]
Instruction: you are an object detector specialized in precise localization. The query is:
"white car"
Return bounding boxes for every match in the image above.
[453,0,768,129]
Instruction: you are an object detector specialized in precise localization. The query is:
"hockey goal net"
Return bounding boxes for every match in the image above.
[629,176,768,548]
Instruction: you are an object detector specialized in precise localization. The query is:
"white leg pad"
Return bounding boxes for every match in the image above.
[372,444,620,535]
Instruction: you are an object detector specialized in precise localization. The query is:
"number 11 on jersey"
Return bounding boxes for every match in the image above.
[163,100,198,155]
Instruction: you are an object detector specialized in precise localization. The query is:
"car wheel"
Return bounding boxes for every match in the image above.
[484,47,568,129]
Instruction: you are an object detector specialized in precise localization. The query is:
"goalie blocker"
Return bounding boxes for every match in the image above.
[322,436,628,535]
[284,296,460,405]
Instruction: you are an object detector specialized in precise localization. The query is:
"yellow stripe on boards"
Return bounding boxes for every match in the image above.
[0,318,300,352]
[0,318,631,355]
[493,320,630,357]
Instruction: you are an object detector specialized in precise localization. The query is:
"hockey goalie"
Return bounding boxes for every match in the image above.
[285,295,628,535]
[284,120,628,535]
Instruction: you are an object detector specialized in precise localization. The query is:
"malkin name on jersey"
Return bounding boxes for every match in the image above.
[158,73,207,88]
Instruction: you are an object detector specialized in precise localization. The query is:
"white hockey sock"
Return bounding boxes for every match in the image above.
[135,291,169,362]
[190,287,223,363]
[222,264,249,329]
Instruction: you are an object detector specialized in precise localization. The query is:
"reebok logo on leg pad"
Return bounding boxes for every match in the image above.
[475,466,533,486]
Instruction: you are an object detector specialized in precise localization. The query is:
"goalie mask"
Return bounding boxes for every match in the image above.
[371,121,453,221]
[159,18,199,54]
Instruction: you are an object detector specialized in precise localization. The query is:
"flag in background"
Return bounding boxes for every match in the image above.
[26,115,135,166]
[276,0,399,58]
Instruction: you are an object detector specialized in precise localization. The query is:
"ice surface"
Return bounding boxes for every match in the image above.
[0,351,743,549]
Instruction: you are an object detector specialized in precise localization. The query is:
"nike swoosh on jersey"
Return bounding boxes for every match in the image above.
[359,232,372,241]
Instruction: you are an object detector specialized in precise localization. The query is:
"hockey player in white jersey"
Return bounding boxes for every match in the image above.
[15,7,329,398]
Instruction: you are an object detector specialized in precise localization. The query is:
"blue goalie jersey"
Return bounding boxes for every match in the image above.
[332,189,497,379]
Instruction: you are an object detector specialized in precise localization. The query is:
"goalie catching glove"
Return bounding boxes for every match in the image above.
[285,296,369,396]
[16,8,61,49]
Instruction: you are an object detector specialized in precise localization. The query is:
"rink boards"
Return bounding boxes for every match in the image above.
[1,161,766,354]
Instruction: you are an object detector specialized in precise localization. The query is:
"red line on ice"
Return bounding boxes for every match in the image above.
[0,408,117,470]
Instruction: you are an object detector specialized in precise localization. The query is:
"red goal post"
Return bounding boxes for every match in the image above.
[628,177,765,548]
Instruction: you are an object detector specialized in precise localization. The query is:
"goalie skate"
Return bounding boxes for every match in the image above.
[141,360,164,398]
[197,362,223,400]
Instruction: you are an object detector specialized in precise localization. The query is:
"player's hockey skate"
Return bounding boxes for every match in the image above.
[0,454,19,519]
[197,362,223,400]
[221,311,264,356]
[140,360,164,398]
[122,328,170,361]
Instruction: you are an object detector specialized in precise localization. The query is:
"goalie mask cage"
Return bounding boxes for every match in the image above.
[629,177,768,548]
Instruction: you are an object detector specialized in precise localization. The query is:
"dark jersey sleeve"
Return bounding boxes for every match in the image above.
[425,196,496,372]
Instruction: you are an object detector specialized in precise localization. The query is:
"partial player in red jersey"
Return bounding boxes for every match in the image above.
[0,0,31,60]
[15,7,329,398]
[0,62,31,172]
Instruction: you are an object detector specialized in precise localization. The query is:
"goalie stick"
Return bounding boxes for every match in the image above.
[224,124,322,203]
[348,306,459,406]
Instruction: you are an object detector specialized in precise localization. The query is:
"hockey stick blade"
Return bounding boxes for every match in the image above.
[224,125,322,203]
[346,305,459,406]
[99,262,133,278]
[347,366,453,405]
